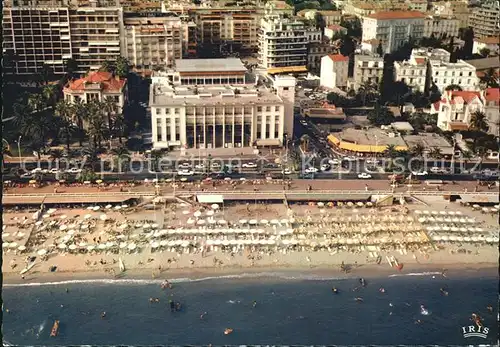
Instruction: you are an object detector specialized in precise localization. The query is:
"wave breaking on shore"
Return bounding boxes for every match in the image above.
[388,271,443,277]
[3,272,351,287]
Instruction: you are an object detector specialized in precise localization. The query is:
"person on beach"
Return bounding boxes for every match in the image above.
[65,288,69,293]
[379,287,385,293]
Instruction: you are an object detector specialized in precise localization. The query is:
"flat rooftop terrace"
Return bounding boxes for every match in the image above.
[175,58,247,73]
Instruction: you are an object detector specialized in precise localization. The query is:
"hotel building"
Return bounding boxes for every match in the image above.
[149,58,295,150]
[468,0,500,38]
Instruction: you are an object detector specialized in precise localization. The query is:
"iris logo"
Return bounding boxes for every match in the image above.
[462,324,490,339]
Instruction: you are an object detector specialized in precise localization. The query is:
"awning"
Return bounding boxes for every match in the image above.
[328,136,408,153]
[197,194,224,204]
[459,194,499,204]
[255,139,281,146]
[267,66,308,74]
[327,134,340,145]
[449,122,469,131]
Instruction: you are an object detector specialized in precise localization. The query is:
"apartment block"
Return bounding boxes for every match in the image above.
[362,11,426,54]
[2,6,72,75]
[308,42,338,71]
[149,58,295,150]
[320,54,349,89]
[297,9,342,26]
[431,0,470,28]
[469,0,500,38]
[69,6,123,73]
[424,15,460,38]
[394,57,428,90]
[123,13,183,69]
[352,54,384,90]
[258,12,322,71]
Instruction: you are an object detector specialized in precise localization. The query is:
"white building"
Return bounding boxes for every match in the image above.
[395,50,479,92]
[320,54,349,89]
[472,36,500,55]
[258,10,321,71]
[429,89,498,134]
[361,11,426,54]
[352,54,384,90]
[424,15,460,38]
[468,0,500,38]
[149,58,295,150]
[123,13,183,69]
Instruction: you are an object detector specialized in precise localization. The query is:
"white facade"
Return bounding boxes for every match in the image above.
[352,55,384,90]
[149,59,295,150]
[123,14,183,69]
[320,54,349,89]
[431,60,479,92]
[362,11,426,54]
[424,15,460,38]
[428,89,498,133]
[469,1,500,38]
[472,37,500,55]
[411,47,451,63]
[258,12,321,69]
[394,58,428,91]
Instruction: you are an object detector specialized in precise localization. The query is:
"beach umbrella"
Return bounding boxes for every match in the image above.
[280,219,288,224]
[160,240,168,247]
[240,177,246,181]
[431,211,438,215]
[439,211,447,215]
[206,210,214,216]
[194,211,202,218]
[106,242,115,248]
[449,235,458,241]
[423,210,430,215]
[475,227,484,232]
[443,226,450,231]
[208,219,216,225]
[197,219,206,225]
[459,227,467,232]
[105,204,112,209]
[471,236,480,242]
[455,211,462,215]
[260,219,269,224]
[217,220,227,225]
[87,206,94,210]
[69,244,77,251]
[187,219,195,225]
[472,205,480,210]
[433,235,442,241]
[59,225,68,231]
[463,236,472,242]
[441,235,449,241]
[151,242,160,248]
[37,249,47,256]
[87,245,95,251]
[122,205,128,208]
[84,214,92,219]
[182,210,190,215]
[60,215,67,220]
[1,233,9,239]
[451,227,459,232]
[35,220,43,226]
[151,223,158,229]
[239,219,247,224]
[79,242,87,247]
[317,202,325,207]
[143,224,151,229]
[58,243,67,250]
[249,219,257,225]
[100,214,108,221]
[211,204,220,210]
[114,206,121,210]
[119,242,128,249]
[81,224,89,230]
[96,244,106,250]
[47,208,57,214]
[2,242,9,249]
[180,177,188,182]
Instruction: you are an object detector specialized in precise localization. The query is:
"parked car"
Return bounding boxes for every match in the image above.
[66,168,82,174]
[194,163,205,170]
[411,170,428,176]
[282,168,292,175]
[177,169,194,176]
[328,158,340,165]
[343,156,357,162]
[358,172,372,179]
[320,164,331,171]
[305,167,319,173]
[178,162,192,169]
[242,162,258,168]
[49,168,61,174]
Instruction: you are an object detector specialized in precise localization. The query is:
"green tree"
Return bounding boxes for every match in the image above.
[376,42,384,57]
[49,148,64,160]
[300,134,310,152]
[112,113,126,143]
[41,64,54,85]
[380,54,395,103]
[429,147,442,159]
[64,58,78,78]
[82,146,101,171]
[111,145,130,172]
[42,84,60,107]
[445,84,462,91]
[103,97,118,133]
[86,100,108,148]
[411,144,425,157]
[115,56,130,78]
[479,47,491,57]
[55,100,78,150]
[479,68,499,88]
[367,105,395,126]
[100,60,116,73]
[469,111,489,133]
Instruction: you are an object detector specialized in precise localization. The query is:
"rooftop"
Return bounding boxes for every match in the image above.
[484,88,499,103]
[327,54,349,62]
[174,58,247,73]
[475,36,500,44]
[150,85,283,106]
[355,54,383,62]
[465,57,500,70]
[334,128,407,147]
[403,133,453,154]
[65,71,126,92]
[366,10,427,20]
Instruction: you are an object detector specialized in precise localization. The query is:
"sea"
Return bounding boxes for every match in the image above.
[2,270,499,346]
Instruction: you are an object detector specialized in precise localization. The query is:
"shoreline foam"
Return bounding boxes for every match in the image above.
[4,262,498,287]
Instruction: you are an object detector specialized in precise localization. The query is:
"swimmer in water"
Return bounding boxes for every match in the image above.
[440,288,448,296]
[60,304,64,308]
[65,288,69,293]
[332,287,339,294]
[200,312,207,319]
[5,309,9,313]
[379,287,385,293]
[169,300,175,312]
[355,297,364,302]
[487,305,493,313]
[101,311,106,319]
[389,303,393,307]
[415,319,422,324]
[252,301,257,308]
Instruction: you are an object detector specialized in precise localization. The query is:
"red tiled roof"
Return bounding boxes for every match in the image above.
[484,88,499,103]
[475,36,500,45]
[449,91,481,104]
[367,11,426,20]
[66,71,127,92]
[414,57,426,65]
[433,100,444,110]
[328,54,349,62]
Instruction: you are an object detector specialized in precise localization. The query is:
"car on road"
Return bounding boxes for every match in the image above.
[30,167,43,174]
[430,166,448,174]
[328,158,340,165]
[358,172,372,179]
[211,162,221,168]
[300,120,307,126]
[282,168,292,175]
[194,163,205,170]
[366,158,381,165]
[66,168,82,174]
[343,156,357,162]
[178,162,192,169]
[49,168,61,174]
[411,170,428,176]
[242,162,258,168]
[264,163,278,169]
[21,172,33,178]
[177,169,194,176]
[305,167,319,173]
[320,164,331,171]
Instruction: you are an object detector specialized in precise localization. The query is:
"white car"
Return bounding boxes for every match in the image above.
[211,162,221,168]
[328,158,340,165]
[242,162,258,168]
[343,156,357,162]
[412,171,428,176]
[366,158,381,165]
[49,168,61,174]
[21,172,33,178]
[282,168,292,175]
[194,163,205,170]
[30,167,43,174]
[430,166,442,173]
[178,162,192,169]
[320,164,331,171]
[66,168,82,174]
[300,120,307,125]
[358,172,372,179]
[177,169,194,176]
[305,167,318,173]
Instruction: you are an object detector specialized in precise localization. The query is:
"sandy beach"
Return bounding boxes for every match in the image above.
[3,195,499,286]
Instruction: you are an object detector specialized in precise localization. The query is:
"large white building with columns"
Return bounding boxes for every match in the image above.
[149,58,295,150]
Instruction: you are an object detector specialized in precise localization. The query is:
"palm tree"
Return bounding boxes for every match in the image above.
[42,84,60,107]
[411,144,425,157]
[111,145,130,172]
[469,111,489,133]
[150,150,163,171]
[102,97,118,133]
[71,98,87,146]
[385,144,399,158]
[479,68,499,88]
[28,93,47,114]
[55,100,78,150]
[112,113,126,143]
[64,58,78,78]
[49,148,64,160]
[429,147,443,159]
[82,146,101,171]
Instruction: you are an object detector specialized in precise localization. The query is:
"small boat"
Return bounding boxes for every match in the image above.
[224,328,233,335]
[50,320,59,337]
[119,258,125,272]
[20,262,36,275]
[420,305,429,316]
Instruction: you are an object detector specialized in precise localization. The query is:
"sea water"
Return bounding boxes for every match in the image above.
[3,271,498,345]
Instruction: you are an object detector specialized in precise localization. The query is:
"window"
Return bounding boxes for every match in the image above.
[283,87,289,90]
[257,106,262,112]
[275,106,280,112]
[174,108,180,114]
[265,106,271,112]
